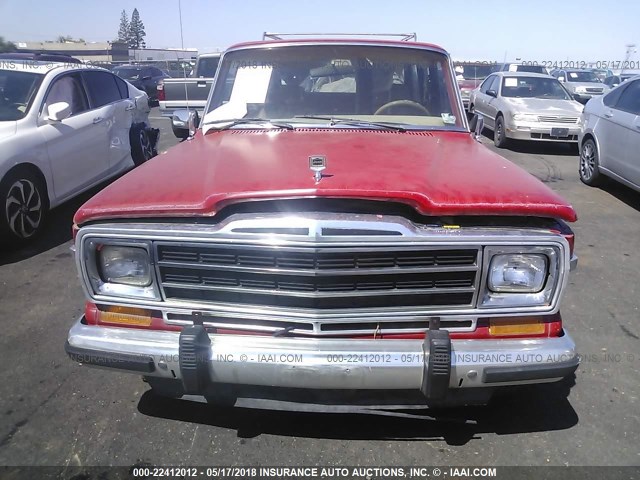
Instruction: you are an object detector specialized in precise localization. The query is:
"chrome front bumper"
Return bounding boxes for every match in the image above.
[506,124,581,142]
[67,317,578,395]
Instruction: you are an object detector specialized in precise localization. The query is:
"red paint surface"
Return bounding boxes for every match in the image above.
[75,129,577,224]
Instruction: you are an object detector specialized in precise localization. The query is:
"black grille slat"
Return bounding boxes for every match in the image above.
[157,243,479,310]
[157,246,477,270]
[162,287,474,309]
[160,268,475,294]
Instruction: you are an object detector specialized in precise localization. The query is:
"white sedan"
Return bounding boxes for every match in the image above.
[0,60,158,244]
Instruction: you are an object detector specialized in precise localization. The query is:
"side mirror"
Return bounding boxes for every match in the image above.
[172,109,200,139]
[188,110,200,137]
[46,102,71,121]
[473,115,484,142]
[486,89,497,98]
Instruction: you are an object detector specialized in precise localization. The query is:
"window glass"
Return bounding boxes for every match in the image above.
[614,79,640,115]
[207,45,463,129]
[479,75,494,93]
[501,76,571,100]
[114,75,129,98]
[514,65,547,74]
[83,71,122,107]
[487,75,500,93]
[44,73,88,116]
[566,71,600,83]
[197,56,220,77]
[603,83,627,107]
[0,71,44,120]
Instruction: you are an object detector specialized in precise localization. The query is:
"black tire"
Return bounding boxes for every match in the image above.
[130,124,157,166]
[579,138,603,186]
[494,115,509,148]
[0,167,48,245]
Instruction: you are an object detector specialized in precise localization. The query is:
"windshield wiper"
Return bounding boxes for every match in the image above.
[203,117,294,131]
[294,115,407,132]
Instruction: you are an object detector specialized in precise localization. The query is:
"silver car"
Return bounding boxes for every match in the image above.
[579,76,640,192]
[551,69,609,104]
[469,72,583,148]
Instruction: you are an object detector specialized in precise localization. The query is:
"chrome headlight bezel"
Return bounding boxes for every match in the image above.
[479,245,563,309]
[81,237,161,301]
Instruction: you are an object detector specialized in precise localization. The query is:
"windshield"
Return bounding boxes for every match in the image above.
[0,70,44,121]
[206,45,463,130]
[113,67,144,80]
[459,64,496,80]
[501,76,572,100]
[566,71,600,83]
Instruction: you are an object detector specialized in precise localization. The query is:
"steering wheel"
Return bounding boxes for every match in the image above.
[374,100,430,116]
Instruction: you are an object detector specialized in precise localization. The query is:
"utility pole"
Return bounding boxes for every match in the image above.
[622,43,636,74]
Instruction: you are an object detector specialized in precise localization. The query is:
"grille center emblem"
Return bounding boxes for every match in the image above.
[309,155,327,183]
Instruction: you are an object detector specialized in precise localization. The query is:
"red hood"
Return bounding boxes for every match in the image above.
[75,129,577,224]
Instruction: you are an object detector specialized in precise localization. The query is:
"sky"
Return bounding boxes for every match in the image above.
[0,0,638,62]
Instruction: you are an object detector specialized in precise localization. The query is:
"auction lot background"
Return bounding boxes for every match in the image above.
[1,0,640,469]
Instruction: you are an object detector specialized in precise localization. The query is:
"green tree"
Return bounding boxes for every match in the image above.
[117,9,129,44]
[128,8,146,49]
[0,37,17,53]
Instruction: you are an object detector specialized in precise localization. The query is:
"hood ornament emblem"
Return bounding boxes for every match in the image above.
[309,155,327,183]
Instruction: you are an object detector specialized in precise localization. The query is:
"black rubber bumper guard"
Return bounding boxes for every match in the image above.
[421,318,452,400]
[177,317,452,401]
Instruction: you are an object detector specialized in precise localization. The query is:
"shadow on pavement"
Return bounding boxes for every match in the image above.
[138,376,578,445]
[599,180,640,213]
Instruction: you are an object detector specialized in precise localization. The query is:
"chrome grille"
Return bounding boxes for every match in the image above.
[585,88,603,93]
[156,243,480,311]
[537,116,579,124]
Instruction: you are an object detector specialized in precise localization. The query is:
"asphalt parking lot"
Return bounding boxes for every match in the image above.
[0,108,638,467]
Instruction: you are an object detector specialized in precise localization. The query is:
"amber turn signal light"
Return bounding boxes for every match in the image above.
[97,306,153,327]
[489,317,545,336]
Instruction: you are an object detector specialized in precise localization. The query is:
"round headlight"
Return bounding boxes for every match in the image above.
[98,245,151,287]
[488,254,547,293]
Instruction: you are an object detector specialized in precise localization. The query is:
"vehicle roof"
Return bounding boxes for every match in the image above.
[0,61,110,75]
[0,52,81,64]
[561,68,592,72]
[494,71,554,79]
[226,38,448,54]
[198,52,221,58]
[112,64,149,69]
